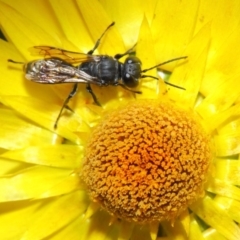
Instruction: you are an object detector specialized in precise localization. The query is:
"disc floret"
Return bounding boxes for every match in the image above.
[82,100,211,223]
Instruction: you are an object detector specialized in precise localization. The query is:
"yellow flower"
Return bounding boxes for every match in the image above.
[0,0,240,240]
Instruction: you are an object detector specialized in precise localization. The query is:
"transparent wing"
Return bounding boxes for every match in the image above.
[25,58,99,85]
[27,68,99,84]
[29,46,99,64]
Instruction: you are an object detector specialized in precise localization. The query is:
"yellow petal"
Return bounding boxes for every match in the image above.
[87,85,135,112]
[149,222,159,240]
[218,118,240,135]
[2,41,65,113]
[0,158,26,175]
[207,178,240,201]
[215,196,240,224]
[1,145,83,168]
[215,160,240,185]
[137,16,159,99]
[189,214,205,240]
[78,211,113,240]
[0,200,41,239]
[161,220,188,240]
[76,0,125,55]
[202,103,240,132]
[131,225,152,240]
[118,221,134,240]
[0,109,61,150]
[215,132,240,156]
[0,2,60,60]
[40,84,96,131]
[48,0,94,51]
[49,213,119,240]
[0,41,60,103]
[137,16,156,72]
[0,0,63,40]
[202,24,240,96]
[194,0,240,57]
[0,166,78,201]
[43,212,116,240]
[84,201,100,219]
[21,191,88,240]
[0,96,81,144]
[203,228,227,240]
[196,74,240,118]
[41,215,85,240]
[197,1,240,96]
[99,0,144,48]
[190,196,240,240]
[0,41,28,94]
[139,0,158,25]
[168,23,210,107]
[178,209,190,237]
[152,0,199,70]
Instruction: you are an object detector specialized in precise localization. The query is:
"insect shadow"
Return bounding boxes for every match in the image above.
[8,22,187,129]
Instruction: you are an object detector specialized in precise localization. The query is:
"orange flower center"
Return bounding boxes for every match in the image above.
[81,100,211,223]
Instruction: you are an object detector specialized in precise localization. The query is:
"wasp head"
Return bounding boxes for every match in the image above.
[122,56,142,88]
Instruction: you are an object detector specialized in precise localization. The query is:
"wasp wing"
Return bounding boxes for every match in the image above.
[29,46,98,64]
[25,58,99,85]
[26,68,99,84]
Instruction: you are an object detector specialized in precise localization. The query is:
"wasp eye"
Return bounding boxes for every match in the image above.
[125,73,130,78]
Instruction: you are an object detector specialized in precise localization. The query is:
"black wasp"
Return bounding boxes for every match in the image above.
[8,22,187,129]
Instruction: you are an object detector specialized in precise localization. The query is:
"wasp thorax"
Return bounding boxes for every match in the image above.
[82,100,212,223]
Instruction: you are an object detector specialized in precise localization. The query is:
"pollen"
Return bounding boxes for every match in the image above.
[81,100,211,223]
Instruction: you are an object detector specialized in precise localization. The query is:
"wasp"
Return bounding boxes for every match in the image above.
[8,22,187,129]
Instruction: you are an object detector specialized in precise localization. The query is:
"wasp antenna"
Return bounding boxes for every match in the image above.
[8,59,24,64]
[142,74,186,90]
[141,56,188,73]
[164,81,186,90]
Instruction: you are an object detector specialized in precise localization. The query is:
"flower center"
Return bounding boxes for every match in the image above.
[81,100,211,223]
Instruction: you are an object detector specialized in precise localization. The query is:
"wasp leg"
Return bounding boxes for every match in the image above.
[117,83,142,94]
[87,22,115,55]
[54,83,78,129]
[114,43,137,60]
[86,83,101,106]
